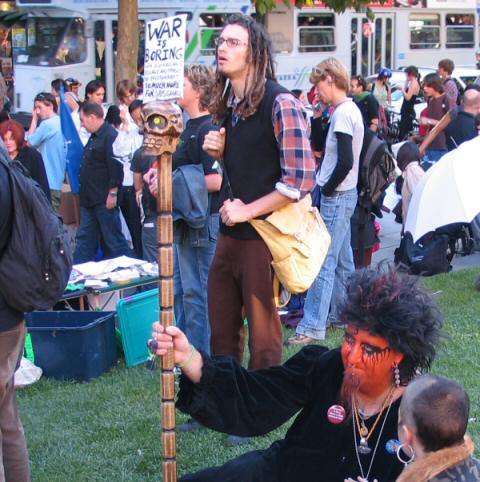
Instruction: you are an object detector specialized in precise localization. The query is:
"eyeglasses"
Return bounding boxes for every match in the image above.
[214,37,248,48]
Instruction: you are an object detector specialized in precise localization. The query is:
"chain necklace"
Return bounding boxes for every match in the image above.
[353,389,395,481]
[353,385,395,455]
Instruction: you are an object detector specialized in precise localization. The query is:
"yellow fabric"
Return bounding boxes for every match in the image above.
[250,194,331,294]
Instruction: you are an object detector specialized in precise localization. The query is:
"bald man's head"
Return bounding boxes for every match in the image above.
[399,374,470,452]
[463,89,480,114]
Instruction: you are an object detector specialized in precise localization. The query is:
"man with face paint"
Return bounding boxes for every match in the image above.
[150,265,443,482]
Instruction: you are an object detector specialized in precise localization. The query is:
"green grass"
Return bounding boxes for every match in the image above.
[17,268,480,481]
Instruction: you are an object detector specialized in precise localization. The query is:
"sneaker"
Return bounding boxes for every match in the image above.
[178,418,204,433]
[226,435,251,446]
[284,334,316,346]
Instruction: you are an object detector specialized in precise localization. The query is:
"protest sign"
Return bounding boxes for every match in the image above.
[143,14,187,102]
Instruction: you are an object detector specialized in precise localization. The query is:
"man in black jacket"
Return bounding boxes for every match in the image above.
[0,152,31,481]
[73,102,132,263]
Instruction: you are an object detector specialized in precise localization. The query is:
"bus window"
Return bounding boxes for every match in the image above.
[175,12,193,22]
[14,17,87,66]
[94,20,105,81]
[298,13,335,53]
[267,8,293,54]
[446,14,474,49]
[199,13,228,56]
[409,13,440,49]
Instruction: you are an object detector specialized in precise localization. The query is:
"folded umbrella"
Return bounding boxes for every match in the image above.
[405,136,480,242]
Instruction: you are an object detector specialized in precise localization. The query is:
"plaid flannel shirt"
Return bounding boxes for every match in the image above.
[228,90,316,199]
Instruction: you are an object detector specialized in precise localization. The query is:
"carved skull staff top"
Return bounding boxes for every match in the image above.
[142,101,183,482]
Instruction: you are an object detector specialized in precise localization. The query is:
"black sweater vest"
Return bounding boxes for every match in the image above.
[220,79,290,240]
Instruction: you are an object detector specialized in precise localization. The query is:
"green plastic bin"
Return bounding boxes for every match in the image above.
[116,289,160,367]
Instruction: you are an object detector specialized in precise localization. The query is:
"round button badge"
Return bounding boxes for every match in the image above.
[327,404,346,424]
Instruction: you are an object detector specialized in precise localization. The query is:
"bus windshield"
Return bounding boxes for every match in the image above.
[14,17,86,67]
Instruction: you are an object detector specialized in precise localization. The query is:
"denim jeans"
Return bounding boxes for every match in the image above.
[422,149,447,171]
[296,188,357,340]
[73,205,133,264]
[142,219,157,263]
[174,214,219,355]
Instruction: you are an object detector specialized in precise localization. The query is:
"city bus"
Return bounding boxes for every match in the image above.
[12,0,480,112]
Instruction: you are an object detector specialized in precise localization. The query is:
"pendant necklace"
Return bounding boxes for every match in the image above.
[352,386,396,480]
[353,385,395,455]
[352,392,393,480]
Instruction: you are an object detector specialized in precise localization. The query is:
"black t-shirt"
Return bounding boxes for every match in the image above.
[445,111,478,151]
[131,147,157,222]
[172,114,220,214]
[354,93,379,128]
[15,146,51,200]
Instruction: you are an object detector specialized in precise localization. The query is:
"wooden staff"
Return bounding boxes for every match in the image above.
[419,108,457,157]
[142,101,183,482]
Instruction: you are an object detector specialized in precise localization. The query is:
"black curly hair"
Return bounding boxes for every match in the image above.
[339,265,443,384]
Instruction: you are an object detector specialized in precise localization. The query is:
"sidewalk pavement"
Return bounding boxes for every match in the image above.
[372,212,480,271]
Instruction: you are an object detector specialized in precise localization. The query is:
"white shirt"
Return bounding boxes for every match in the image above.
[317,98,364,191]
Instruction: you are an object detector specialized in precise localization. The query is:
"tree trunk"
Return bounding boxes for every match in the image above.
[115,0,139,93]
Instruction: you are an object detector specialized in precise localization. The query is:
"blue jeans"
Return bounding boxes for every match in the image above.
[142,219,157,263]
[296,188,357,340]
[422,149,447,171]
[174,214,219,355]
[73,205,133,264]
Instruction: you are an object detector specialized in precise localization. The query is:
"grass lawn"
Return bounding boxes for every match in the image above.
[17,268,480,481]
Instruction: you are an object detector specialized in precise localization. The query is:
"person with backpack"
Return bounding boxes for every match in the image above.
[287,58,363,344]
[0,146,31,482]
[350,75,380,133]
[438,58,461,110]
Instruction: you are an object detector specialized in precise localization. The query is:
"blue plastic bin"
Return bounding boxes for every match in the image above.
[25,311,117,382]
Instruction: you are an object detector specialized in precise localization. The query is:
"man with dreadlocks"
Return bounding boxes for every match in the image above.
[202,14,316,376]
[150,265,443,481]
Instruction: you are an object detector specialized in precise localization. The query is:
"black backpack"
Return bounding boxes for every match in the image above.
[394,232,452,276]
[0,154,72,312]
[358,129,395,216]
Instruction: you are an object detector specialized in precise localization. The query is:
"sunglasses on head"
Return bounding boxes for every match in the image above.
[34,93,55,105]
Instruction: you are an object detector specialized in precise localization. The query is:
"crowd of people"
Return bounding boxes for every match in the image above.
[1,11,480,482]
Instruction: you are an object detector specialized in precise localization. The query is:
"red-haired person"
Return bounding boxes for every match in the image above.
[0,119,50,200]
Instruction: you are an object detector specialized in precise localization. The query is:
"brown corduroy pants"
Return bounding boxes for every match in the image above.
[0,321,30,482]
[208,234,282,370]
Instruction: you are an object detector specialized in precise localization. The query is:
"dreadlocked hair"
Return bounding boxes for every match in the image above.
[209,14,276,123]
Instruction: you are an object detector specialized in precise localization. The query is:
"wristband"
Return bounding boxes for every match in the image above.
[109,191,118,197]
[177,344,197,369]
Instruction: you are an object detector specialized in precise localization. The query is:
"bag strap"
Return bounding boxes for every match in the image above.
[217,112,235,201]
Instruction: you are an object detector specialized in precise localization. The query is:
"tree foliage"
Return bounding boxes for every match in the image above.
[254,0,375,16]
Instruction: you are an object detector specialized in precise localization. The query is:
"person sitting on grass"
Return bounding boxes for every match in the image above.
[150,265,443,482]
[395,374,480,482]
